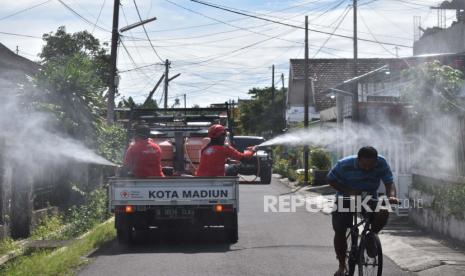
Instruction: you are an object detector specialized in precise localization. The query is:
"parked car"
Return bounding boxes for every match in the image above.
[232,136,273,184]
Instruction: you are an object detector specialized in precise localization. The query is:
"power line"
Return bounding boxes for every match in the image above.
[0,0,52,21]
[57,0,111,33]
[91,0,106,34]
[189,0,412,48]
[0,31,42,39]
[313,5,351,58]
[133,0,164,63]
[164,0,305,46]
[359,10,397,57]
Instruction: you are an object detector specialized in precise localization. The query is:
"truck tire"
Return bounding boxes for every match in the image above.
[117,227,133,245]
[259,167,272,184]
[227,211,239,244]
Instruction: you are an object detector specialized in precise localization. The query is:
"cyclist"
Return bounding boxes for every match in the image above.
[326,146,399,276]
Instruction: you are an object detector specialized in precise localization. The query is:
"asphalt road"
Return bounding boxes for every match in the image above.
[79,178,410,276]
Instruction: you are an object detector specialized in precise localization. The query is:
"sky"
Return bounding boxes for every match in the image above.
[0,0,450,107]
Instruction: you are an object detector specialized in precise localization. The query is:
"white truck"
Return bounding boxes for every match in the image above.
[111,106,241,244]
[109,176,239,244]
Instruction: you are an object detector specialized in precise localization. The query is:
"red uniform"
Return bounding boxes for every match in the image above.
[124,138,165,177]
[196,145,254,177]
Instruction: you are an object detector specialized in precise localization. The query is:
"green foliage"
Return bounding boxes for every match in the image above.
[310,148,332,170]
[402,60,464,117]
[95,122,126,164]
[296,170,314,185]
[1,220,115,276]
[30,215,65,241]
[0,237,17,255]
[413,180,465,219]
[63,188,110,239]
[273,159,297,181]
[239,87,286,138]
[36,26,110,144]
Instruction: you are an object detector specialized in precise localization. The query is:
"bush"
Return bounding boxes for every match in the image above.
[310,148,331,170]
[31,215,65,240]
[296,169,314,185]
[63,188,110,238]
[0,237,17,255]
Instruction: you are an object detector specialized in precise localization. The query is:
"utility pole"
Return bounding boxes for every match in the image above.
[183,94,187,109]
[304,15,310,186]
[272,64,275,103]
[394,46,400,58]
[107,0,120,123]
[352,0,359,122]
[163,59,170,109]
[15,46,19,55]
[281,73,285,91]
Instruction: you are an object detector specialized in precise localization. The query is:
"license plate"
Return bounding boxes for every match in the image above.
[156,207,194,218]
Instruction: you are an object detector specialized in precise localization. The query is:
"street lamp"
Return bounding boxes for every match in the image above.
[119,17,157,33]
[326,88,353,99]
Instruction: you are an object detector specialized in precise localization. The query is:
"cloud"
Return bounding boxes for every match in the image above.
[0,0,446,106]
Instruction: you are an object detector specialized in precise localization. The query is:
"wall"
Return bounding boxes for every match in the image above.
[409,174,465,244]
[414,22,465,55]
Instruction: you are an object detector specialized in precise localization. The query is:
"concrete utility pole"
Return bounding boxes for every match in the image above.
[304,15,310,186]
[281,73,285,91]
[107,0,120,123]
[183,94,187,109]
[272,64,275,103]
[352,0,359,122]
[15,46,19,55]
[164,59,170,109]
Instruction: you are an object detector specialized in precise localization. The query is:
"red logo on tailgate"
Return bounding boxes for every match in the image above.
[120,191,129,198]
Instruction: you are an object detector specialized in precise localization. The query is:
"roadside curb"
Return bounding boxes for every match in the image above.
[0,217,114,267]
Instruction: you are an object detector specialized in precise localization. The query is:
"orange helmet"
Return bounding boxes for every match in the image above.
[208,124,226,138]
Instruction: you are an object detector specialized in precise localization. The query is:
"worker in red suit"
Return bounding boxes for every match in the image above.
[123,124,165,177]
[196,124,256,177]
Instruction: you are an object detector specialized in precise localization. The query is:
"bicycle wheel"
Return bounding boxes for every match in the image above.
[358,233,383,276]
[346,231,357,276]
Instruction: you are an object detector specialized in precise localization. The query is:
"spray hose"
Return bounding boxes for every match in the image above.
[239,150,260,183]
[184,138,262,181]
[184,138,198,174]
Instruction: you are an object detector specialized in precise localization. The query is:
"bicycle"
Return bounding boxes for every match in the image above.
[344,196,384,276]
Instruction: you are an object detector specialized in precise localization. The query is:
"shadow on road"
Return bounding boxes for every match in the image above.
[89,230,233,257]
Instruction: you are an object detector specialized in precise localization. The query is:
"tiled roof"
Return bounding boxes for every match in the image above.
[0,43,39,74]
[289,58,399,111]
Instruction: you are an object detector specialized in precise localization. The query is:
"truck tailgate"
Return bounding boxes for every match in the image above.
[109,177,238,207]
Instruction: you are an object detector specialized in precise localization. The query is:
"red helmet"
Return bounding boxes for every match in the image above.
[208,124,226,138]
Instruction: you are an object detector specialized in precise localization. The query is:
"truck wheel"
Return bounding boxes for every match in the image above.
[117,227,133,245]
[259,168,272,184]
[227,211,239,244]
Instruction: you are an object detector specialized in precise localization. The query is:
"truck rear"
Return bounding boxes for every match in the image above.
[111,106,240,244]
[109,176,239,244]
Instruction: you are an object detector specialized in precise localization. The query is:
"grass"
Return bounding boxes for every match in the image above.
[1,218,115,276]
[0,237,19,256]
[30,215,66,240]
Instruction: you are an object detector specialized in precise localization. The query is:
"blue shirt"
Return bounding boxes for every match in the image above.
[327,155,394,197]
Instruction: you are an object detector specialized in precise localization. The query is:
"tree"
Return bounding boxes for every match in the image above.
[239,87,286,138]
[402,60,464,116]
[117,96,159,109]
[36,26,111,144]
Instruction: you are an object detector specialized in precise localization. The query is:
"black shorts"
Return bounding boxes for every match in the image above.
[332,211,355,233]
[331,197,389,233]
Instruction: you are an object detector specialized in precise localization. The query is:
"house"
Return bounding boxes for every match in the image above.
[286,58,398,125]
[414,0,465,55]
